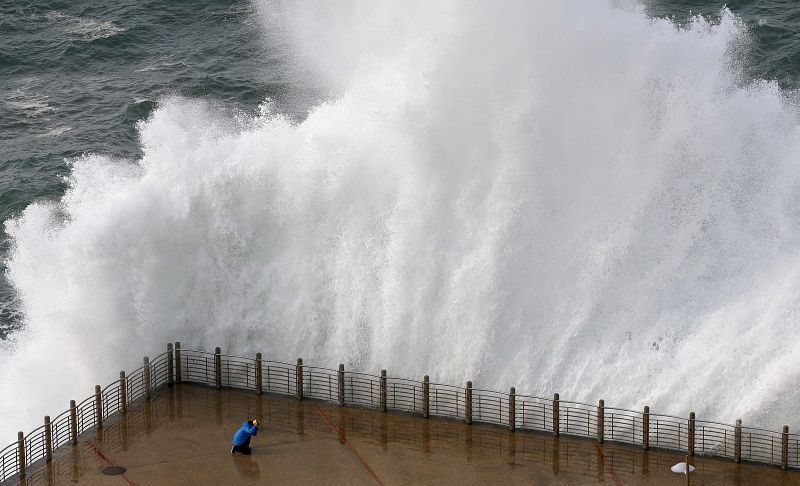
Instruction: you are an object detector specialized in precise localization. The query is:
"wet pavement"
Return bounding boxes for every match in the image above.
[12,384,800,485]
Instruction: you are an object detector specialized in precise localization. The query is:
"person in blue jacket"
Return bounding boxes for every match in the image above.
[231,419,260,455]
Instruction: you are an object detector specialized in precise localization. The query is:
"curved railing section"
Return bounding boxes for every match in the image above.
[0,350,171,484]
[2,342,798,483]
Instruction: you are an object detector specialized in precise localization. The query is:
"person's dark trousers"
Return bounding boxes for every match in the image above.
[232,437,252,455]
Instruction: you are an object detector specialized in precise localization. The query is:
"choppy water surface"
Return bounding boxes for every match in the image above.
[2,0,800,443]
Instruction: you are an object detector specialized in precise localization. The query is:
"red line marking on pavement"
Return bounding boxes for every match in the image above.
[595,444,623,486]
[87,441,136,486]
[314,405,386,486]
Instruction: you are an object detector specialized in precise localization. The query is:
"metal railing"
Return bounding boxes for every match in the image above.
[2,342,799,484]
[0,350,170,484]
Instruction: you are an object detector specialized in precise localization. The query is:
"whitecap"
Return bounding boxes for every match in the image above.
[2,80,54,118]
[45,12,124,41]
[38,126,73,138]
[134,55,187,73]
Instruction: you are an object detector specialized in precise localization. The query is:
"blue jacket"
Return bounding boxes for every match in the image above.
[233,422,259,446]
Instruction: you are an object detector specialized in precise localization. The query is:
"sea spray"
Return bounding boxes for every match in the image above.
[3,1,800,442]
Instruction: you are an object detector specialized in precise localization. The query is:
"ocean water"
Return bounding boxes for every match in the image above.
[2,0,800,443]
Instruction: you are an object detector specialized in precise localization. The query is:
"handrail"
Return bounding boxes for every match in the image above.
[2,342,798,483]
[604,405,644,415]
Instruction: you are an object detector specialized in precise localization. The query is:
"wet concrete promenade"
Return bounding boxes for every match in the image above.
[14,384,800,485]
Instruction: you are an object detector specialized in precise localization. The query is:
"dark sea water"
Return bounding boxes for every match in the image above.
[0,0,799,338]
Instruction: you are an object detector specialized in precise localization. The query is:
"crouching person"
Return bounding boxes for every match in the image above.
[231,419,260,455]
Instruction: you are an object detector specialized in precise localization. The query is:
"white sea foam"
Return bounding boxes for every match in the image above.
[4,98,53,118]
[37,126,73,138]
[46,12,124,42]
[3,79,54,118]
[3,1,800,442]
[134,55,188,73]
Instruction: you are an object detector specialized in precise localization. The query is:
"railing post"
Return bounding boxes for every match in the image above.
[44,416,52,463]
[174,342,182,384]
[643,406,650,450]
[17,431,25,479]
[255,353,263,395]
[296,358,303,400]
[688,412,695,456]
[685,455,691,486]
[167,343,174,387]
[380,370,387,412]
[734,419,742,463]
[553,393,560,437]
[338,364,345,406]
[143,356,151,401]
[120,371,127,415]
[69,400,78,445]
[465,381,473,425]
[597,399,604,443]
[508,387,516,432]
[782,425,789,470]
[214,347,222,390]
[422,375,430,418]
[94,385,103,429]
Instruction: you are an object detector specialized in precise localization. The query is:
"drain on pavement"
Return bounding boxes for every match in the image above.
[102,466,127,475]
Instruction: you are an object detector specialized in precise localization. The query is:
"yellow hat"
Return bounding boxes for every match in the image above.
[252,419,259,426]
